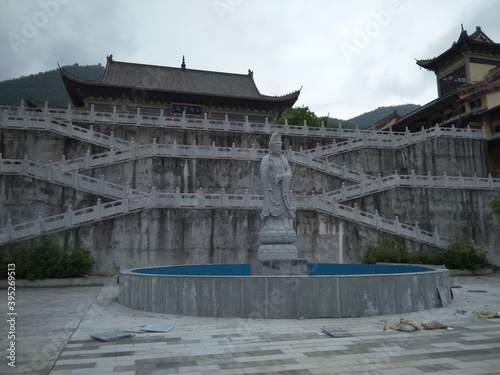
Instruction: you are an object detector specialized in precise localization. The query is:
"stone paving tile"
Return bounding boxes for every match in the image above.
[245,369,315,375]
[70,370,136,375]
[51,362,95,371]
[2,275,500,374]
[415,363,458,372]
[378,367,424,374]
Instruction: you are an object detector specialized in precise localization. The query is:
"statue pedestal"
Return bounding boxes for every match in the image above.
[251,259,308,276]
[255,217,305,275]
[257,244,298,260]
[257,217,297,259]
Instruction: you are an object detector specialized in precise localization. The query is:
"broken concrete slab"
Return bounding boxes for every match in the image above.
[322,326,351,337]
[90,331,134,342]
[140,324,174,333]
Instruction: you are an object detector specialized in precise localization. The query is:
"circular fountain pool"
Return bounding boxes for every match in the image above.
[119,263,450,319]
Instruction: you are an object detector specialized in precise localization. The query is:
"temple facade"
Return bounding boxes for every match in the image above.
[378,27,500,172]
[59,55,301,123]
[1,28,499,274]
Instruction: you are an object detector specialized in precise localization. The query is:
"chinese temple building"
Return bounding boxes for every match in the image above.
[385,26,500,172]
[371,109,401,131]
[59,55,300,123]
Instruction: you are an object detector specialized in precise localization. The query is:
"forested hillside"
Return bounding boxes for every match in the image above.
[0,64,105,106]
[348,104,420,128]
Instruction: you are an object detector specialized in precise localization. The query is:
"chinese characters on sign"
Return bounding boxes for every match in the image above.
[170,103,204,117]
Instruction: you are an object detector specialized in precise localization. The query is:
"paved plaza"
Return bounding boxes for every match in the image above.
[0,274,499,375]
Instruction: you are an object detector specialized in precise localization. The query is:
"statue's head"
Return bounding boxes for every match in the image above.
[269,133,282,155]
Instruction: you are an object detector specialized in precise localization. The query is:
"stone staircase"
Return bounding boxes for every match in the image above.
[1,104,499,267]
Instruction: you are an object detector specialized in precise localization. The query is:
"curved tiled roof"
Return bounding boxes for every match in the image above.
[416,27,500,72]
[103,60,264,98]
[59,56,301,109]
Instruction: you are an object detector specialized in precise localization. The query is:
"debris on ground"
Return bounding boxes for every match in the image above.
[391,318,420,332]
[421,320,448,330]
[472,310,500,318]
[141,324,174,332]
[467,290,487,293]
[322,326,351,337]
[90,331,134,342]
[454,309,467,316]
[382,319,389,332]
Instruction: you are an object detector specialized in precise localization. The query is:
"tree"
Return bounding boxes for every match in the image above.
[491,195,500,216]
[277,106,322,127]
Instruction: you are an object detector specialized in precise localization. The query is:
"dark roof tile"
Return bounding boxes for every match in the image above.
[103,60,263,99]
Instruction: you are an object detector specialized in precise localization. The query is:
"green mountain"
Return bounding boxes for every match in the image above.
[0,64,105,107]
[348,104,421,128]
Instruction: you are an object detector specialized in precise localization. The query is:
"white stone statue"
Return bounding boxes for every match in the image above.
[260,132,295,221]
[257,132,297,260]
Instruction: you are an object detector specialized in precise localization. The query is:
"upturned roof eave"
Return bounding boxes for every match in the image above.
[416,30,500,72]
[59,66,300,106]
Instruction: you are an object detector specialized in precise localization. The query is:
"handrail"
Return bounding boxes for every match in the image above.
[1,103,497,266]
[3,155,498,199]
[1,105,485,153]
[0,138,369,182]
[1,187,498,267]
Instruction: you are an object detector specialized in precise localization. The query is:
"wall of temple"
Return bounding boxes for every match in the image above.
[349,187,499,246]
[72,122,334,151]
[23,207,434,275]
[0,175,106,227]
[81,159,344,195]
[0,129,108,161]
[1,123,498,274]
[327,137,489,177]
[1,172,497,275]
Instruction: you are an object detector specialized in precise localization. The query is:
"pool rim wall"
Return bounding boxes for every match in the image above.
[118,263,451,319]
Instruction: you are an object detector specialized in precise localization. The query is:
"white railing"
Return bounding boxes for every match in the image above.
[0,156,147,200]
[1,103,497,266]
[0,139,369,183]
[300,124,485,158]
[1,103,379,138]
[0,111,130,150]
[1,104,485,150]
[0,112,383,182]
[2,157,499,206]
[0,188,263,244]
[324,171,500,202]
[1,188,499,267]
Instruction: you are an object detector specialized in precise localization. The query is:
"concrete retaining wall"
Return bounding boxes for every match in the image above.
[1,125,498,274]
[328,137,488,176]
[4,208,436,275]
[351,187,500,243]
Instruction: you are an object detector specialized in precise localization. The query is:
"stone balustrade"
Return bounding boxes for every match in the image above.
[0,116,487,185]
[0,110,131,149]
[0,136,368,182]
[3,149,499,205]
[299,124,484,157]
[0,102,497,266]
[1,155,499,265]
[1,103,485,148]
[325,170,499,202]
[0,185,498,267]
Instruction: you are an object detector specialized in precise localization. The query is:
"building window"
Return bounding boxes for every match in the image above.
[469,98,481,110]
[439,66,466,96]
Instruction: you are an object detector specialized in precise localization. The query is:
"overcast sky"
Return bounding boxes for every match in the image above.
[1,0,499,119]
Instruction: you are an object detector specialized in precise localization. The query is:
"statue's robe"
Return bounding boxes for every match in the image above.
[260,154,294,220]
